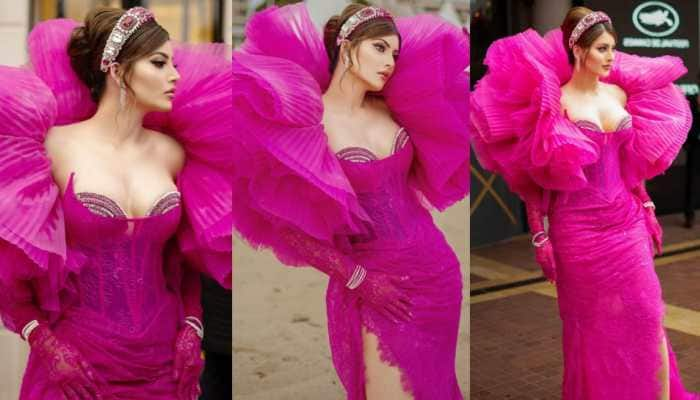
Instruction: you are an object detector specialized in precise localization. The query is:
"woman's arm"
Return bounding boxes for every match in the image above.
[523,192,557,282]
[279,229,412,322]
[631,182,663,255]
[0,279,46,339]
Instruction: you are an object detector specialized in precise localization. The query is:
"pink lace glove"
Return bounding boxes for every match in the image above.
[352,269,412,323]
[632,183,663,255]
[279,229,412,323]
[173,324,204,400]
[526,200,557,283]
[643,206,663,255]
[534,238,557,282]
[28,324,104,400]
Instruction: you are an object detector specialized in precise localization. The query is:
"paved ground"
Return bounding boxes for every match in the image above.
[471,213,700,399]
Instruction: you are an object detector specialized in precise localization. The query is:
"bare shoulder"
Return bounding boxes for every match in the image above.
[559,83,573,114]
[603,82,627,105]
[145,128,185,174]
[44,122,84,158]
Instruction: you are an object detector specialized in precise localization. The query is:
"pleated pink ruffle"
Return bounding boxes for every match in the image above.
[232,4,470,263]
[385,16,469,210]
[471,28,691,198]
[0,18,232,305]
[233,51,370,265]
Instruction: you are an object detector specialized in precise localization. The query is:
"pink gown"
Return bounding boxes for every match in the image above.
[0,19,232,399]
[471,28,696,399]
[232,4,469,399]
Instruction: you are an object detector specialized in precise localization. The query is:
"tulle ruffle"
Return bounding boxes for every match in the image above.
[384,16,469,210]
[232,4,470,259]
[470,29,598,197]
[0,18,232,303]
[544,29,691,189]
[0,65,87,318]
[232,51,370,262]
[28,19,96,125]
[607,50,691,188]
[145,42,233,289]
[240,3,330,89]
[471,28,690,197]
[0,66,60,278]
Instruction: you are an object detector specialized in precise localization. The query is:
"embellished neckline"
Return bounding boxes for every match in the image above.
[336,127,409,163]
[75,190,181,219]
[66,173,181,220]
[573,115,633,133]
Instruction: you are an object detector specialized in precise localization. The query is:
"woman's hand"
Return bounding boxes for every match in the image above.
[643,206,663,255]
[534,238,557,283]
[632,183,662,255]
[173,324,204,400]
[29,324,104,400]
[354,271,412,323]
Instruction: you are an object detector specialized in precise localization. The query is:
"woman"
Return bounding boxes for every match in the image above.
[471,7,696,400]
[232,3,468,399]
[0,7,231,400]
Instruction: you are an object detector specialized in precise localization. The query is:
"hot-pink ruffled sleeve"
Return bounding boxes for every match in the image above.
[28,19,96,125]
[144,43,233,289]
[232,50,370,265]
[0,66,81,321]
[232,4,371,267]
[470,29,599,198]
[28,18,232,289]
[383,16,470,210]
[240,3,330,89]
[607,52,691,188]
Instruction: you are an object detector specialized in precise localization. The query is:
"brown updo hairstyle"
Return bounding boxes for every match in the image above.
[67,7,169,102]
[323,3,401,74]
[561,7,617,65]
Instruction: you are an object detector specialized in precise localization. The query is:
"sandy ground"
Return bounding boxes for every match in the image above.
[0,328,28,398]
[233,197,470,399]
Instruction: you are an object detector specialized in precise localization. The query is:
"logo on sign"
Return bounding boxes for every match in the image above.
[632,1,680,37]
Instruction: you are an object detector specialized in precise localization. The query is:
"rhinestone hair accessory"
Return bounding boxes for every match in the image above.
[100,7,155,72]
[568,11,611,49]
[336,6,393,46]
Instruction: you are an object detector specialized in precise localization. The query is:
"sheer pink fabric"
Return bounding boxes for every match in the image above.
[327,141,463,399]
[21,175,185,399]
[232,4,468,399]
[471,28,696,399]
[0,17,231,399]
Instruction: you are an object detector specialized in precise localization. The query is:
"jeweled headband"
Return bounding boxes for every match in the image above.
[568,11,611,49]
[100,7,155,72]
[336,6,393,46]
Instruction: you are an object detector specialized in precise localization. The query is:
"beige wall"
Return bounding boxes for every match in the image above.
[0,3,37,390]
[0,1,30,66]
[0,329,29,399]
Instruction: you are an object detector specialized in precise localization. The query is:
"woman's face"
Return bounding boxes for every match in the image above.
[126,41,180,112]
[579,31,615,78]
[347,34,400,91]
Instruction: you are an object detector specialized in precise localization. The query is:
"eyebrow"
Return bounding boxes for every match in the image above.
[150,51,171,59]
